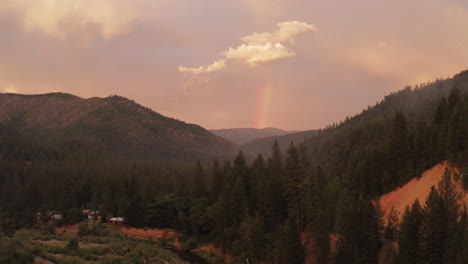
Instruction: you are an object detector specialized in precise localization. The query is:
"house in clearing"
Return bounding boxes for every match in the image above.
[82,209,99,219]
[48,211,63,221]
[107,217,125,225]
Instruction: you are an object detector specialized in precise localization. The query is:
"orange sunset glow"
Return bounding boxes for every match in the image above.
[1,0,467,130]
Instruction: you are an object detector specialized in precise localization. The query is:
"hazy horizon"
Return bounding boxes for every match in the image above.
[1,0,467,130]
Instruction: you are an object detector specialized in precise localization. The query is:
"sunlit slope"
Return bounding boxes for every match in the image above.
[379,161,467,219]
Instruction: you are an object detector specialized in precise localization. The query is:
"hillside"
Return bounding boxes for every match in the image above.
[210,127,295,145]
[293,71,468,263]
[379,161,467,220]
[0,93,238,161]
[304,70,468,197]
[241,130,318,157]
[1,71,468,264]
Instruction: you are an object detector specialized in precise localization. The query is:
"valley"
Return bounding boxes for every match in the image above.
[1,72,468,264]
[2,1,468,263]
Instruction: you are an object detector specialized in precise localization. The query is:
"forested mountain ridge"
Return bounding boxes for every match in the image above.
[297,71,468,263]
[210,127,295,145]
[241,130,318,157]
[0,93,238,161]
[305,70,468,196]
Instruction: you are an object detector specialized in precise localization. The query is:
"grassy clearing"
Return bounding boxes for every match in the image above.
[0,222,190,264]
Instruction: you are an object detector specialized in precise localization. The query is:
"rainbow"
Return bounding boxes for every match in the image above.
[254,85,271,128]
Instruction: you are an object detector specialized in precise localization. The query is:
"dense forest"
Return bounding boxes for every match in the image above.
[0,93,238,162]
[1,71,468,263]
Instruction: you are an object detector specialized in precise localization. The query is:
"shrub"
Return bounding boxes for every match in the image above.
[77,223,89,237]
[49,246,67,254]
[64,208,87,225]
[66,238,79,252]
[81,246,110,256]
[0,237,34,264]
[78,250,99,261]
[57,256,86,264]
[99,256,123,264]
[180,238,197,252]
[127,244,160,264]
[157,236,175,248]
[46,223,56,235]
[89,223,108,236]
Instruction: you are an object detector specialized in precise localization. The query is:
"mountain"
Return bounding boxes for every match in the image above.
[210,127,296,145]
[304,70,468,196]
[241,130,318,157]
[2,72,468,264]
[0,93,238,161]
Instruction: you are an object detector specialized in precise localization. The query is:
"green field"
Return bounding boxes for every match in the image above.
[0,224,194,264]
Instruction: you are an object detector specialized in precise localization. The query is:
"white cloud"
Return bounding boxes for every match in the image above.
[0,0,136,40]
[179,20,316,73]
[224,21,316,66]
[241,21,317,45]
[224,42,294,66]
[179,60,226,74]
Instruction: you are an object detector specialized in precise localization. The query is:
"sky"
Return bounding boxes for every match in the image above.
[0,0,467,130]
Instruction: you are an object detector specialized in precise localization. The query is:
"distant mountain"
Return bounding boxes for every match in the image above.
[241,130,318,157]
[210,127,296,145]
[0,93,238,161]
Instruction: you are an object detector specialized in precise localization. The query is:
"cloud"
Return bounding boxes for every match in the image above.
[3,84,18,93]
[241,21,317,45]
[179,60,226,74]
[225,21,316,66]
[224,42,294,66]
[0,0,136,40]
[179,20,316,73]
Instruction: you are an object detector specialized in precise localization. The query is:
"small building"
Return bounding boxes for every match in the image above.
[50,213,63,220]
[83,209,99,219]
[107,217,125,225]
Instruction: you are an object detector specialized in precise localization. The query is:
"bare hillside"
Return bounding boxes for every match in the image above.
[379,161,467,220]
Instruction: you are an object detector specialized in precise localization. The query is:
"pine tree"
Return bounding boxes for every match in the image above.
[191,160,207,198]
[213,193,229,250]
[432,97,448,162]
[297,143,311,231]
[384,206,399,240]
[229,175,248,228]
[398,199,423,264]
[210,158,223,199]
[335,196,381,264]
[283,216,304,264]
[438,169,459,227]
[305,166,330,263]
[285,143,302,228]
[264,141,285,231]
[447,103,465,162]
[390,111,409,185]
[419,187,447,263]
[445,207,467,264]
[271,140,282,172]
